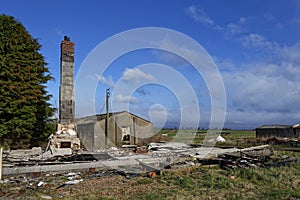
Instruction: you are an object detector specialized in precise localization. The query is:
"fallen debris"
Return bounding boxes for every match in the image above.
[208,135,226,143]
[148,142,191,151]
[40,195,52,200]
[56,179,83,189]
[49,124,81,150]
[1,142,298,178]
[37,181,45,187]
[64,172,80,180]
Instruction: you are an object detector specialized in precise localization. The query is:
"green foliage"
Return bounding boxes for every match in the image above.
[135,178,153,185]
[136,193,162,200]
[174,176,195,189]
[0,15,55,148]
[98,198,116,200]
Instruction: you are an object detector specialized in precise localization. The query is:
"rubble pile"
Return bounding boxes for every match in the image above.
[1,142,299,178]
[48,124,80,150]
[0,141,299,199]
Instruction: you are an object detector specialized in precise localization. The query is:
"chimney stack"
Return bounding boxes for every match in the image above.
[50,36,80,150]
[59,36,75,125]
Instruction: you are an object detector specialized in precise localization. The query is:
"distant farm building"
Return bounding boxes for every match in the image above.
[76,111,153,149]
[256,124,300,139]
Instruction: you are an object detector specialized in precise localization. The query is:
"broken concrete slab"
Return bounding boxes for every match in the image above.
[192,145,270,159]
[6,147,42,157]
[148,142,191,150]
[2,143,272,177]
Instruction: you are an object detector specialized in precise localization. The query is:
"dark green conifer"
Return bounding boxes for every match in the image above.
[0,15,55,148]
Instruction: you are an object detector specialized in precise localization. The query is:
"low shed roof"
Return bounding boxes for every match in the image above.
[76,111,151,124]
[256,124,292,129]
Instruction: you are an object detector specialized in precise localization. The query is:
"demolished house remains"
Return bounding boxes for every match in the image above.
[2,143,276,177]
[49,36,153,150]
[3,37,298,181]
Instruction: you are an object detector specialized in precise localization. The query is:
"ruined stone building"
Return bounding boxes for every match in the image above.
[76,111,153,149]
[51,36,153,150]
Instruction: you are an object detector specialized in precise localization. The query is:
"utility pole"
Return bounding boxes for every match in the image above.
[0,147,2,180]
[105,89,110,145]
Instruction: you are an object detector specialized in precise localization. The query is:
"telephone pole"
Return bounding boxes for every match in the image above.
[105,89,110,145]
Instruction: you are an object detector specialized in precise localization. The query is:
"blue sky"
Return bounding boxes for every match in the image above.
[1,0,300,129]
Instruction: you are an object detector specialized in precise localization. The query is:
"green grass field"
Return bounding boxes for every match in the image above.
[11,163,299,200]
[152,129,256,148]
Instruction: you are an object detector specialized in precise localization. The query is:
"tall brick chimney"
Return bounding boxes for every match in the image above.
[49,36,80,150]
[59,36,75,125]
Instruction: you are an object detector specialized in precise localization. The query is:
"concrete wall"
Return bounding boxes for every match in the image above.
[77,122,95,148]
[76,112,153,149]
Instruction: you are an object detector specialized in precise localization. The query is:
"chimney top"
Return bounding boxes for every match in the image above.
[64,36,70,41]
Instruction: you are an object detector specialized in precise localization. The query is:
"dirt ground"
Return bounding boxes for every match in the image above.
[1,161,300,200]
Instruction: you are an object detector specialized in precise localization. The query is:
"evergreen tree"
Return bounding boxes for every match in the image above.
[0,15,55,148]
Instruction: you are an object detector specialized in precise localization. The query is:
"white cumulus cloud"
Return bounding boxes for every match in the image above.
[115,94,140,104]
[95,74,115,88]
[185,5,214,26]
[240,33,275,49]
[122,68,156,84]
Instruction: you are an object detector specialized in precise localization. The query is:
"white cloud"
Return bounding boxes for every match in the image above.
[185,4,250,40]
[226,23,243,38]
[152,50,187,66]
[95,74,115,88]
[136,87,150,95]
[240,33,275,49]
[115,94,140,104]
[222,59,300,128]
[148,104,168,128]
[155,39,199,66]
[238,33,300,66]
[214,33,300,128]
[185,5,214,26]
[225,17,248,38]
[214,57,237,71]
[277,43,300,64]
[156,38,216,72]
[121,68,156,84]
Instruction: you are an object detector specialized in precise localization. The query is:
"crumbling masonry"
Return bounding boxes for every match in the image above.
[59,36,75,125]
[49,36,80,149]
